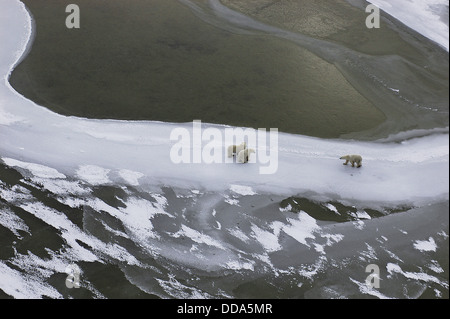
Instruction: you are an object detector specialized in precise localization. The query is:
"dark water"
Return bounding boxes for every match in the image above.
[9,0,449,139]
[0,0,449,300]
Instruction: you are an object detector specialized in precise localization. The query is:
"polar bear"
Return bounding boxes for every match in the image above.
[227,142,246,158]
[340,154,362,168]
[237,148,255,163]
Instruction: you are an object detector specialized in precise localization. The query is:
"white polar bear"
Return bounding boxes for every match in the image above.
[237,148,255,163]
[340,154,362,168]
[227,142,246,158]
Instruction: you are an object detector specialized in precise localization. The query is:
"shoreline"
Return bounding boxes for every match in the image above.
[11,2,35,70]
[7,0,387,139]
[5,0,449,140]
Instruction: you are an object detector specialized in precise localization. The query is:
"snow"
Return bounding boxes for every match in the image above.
[2,157,66,179]
[413,237,438,252]
[18,200,142,266]
[228,227,251,242]
[173,224,226,250]
[76,165,111,186]
[118,169,144,186]
[282,212,320,247]
[0,183,33,202]
[0,208,30,238]
[250,223,282,252]
[27,177,89,196]
[326,204,339,214]
[387,262,448,288]
[229,184,257,196]
[0,261,62,299]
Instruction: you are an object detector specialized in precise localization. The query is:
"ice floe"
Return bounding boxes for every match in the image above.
[413,237,438,252]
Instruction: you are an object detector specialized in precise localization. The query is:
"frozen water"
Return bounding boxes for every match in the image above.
[0,0,448,208]
[0,0,448,299]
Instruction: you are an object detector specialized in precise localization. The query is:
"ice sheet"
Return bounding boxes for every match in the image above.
[0,0,449,300]
[0,0,449,210]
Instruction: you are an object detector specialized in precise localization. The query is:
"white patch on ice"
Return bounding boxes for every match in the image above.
[224,195,239,206]
[349,277,392,299]
[250,224,281,252]
[229,184,257,196]
[0,208,30,238]
[228,227,250,242]
[251,213,321,252]
[325,203,340,215]
[11,251,70,279]
[173,224,226,250]
[382,247,404,263]
[56,196,86,208]
[91,195,171,244]
[353,220,366,230]
[437,230,448,239]
[28,177,89,196]
[0,261,62,299]
[156,275,212,299]
[389,87,400,93]
[225,258,255,271]
[118,169,144,186]
[2,157,65,179]
[314,243,325,254]
[427,260,444,273]
[321,233,344,247]
[0,183,33,202]
[354,210,371,220]
[413,237,437,252]
[297,255,327,280]
[283,212,320,247]
[359,243,378,261]
[279,203,292,212]
[76,165,111,185]
[19,201,142,266]
[387,263,448,288]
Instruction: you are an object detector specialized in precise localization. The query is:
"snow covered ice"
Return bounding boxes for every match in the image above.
[0,0,448,299]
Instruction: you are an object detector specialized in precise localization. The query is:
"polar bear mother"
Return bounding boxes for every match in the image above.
[340,154,362,168]
[227,142,246,158]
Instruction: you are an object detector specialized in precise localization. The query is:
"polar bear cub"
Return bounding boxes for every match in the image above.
[237,148,255,163]
[227,142,246,158]
[340,154,362,168]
